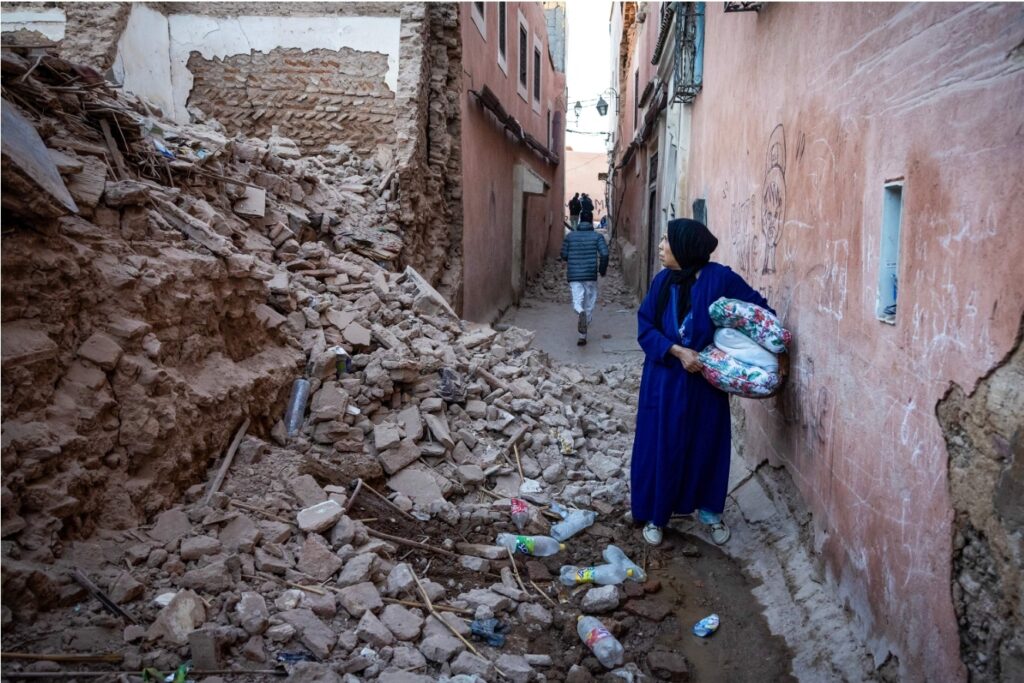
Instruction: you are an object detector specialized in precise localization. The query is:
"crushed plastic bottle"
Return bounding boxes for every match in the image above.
[284,378,311,436]
[495,533,564,557]
[577,615,624,669]
[603,544,647,582]
[559,563,634,586]
[693,613,720,637]
[550,508,597,541]
[510,498,530,530]
[328,345,351,379]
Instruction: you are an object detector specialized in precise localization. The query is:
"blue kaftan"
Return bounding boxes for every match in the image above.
[630,263,772,527]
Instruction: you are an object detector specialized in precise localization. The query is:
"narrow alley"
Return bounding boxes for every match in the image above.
[1,2,1022,683]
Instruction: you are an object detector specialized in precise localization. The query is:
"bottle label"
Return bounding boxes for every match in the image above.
[575,567,595,584]
[514,536,535,554]
[585,626,612,648]
[510,499,528,515]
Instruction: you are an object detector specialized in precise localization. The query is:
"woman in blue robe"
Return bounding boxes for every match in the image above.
[630,219,775,546]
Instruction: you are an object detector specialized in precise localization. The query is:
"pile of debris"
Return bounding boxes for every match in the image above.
[0,46,684,683]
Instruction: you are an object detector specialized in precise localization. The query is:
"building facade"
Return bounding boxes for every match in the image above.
[459,2,567,322]
[610,2,1024,681]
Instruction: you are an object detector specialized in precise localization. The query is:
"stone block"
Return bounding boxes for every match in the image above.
[581,585,619,613]
[337,581,382,617]
[297,500,344,533]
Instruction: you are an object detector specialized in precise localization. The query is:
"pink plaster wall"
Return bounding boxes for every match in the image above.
[459,2,566,322]
[686,4,1024,680]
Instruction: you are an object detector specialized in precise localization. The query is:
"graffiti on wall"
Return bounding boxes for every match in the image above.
[760,124,787,274]
[729,194,758,277]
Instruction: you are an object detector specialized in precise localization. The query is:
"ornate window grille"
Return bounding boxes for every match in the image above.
[672,3,705,104]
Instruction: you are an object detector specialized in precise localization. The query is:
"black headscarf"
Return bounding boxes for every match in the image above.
[654,218,719,333]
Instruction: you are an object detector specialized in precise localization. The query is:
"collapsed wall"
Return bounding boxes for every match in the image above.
[0,43,650,682]
[0,39,411,585]
[1,1,465,311]
[938,320,1024,681]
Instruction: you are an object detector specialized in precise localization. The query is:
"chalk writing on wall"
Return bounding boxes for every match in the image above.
[760,124,787,274]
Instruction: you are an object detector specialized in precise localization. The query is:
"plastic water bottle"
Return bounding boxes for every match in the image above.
[550,508,597,541]
[559,564,634,586]
[603,544,646,582]
[284,378,311,436]
[495,533,564,557]
[577,615,624,669]
[510,498,530,531]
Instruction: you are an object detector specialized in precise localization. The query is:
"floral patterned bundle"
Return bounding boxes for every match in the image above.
[699,346,782,398]
[708,297,792,353]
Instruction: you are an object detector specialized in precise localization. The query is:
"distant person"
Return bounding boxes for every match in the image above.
[581,193,594,216]
[598,215,608,229]
[630,218,783,547]
[568,193,582,229]
[560,209,609,346]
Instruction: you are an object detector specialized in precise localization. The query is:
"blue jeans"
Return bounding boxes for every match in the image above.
[698,509,722,525]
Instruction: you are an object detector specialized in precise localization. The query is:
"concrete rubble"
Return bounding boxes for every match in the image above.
[0,44,670,683]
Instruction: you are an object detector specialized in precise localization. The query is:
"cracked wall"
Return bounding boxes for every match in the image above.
[186,46,396,155]
[938,320,1024,681]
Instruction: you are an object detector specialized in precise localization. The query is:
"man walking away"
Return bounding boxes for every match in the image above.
[568,193,582,229]
[580,193,594,216]
[560,209,609,345]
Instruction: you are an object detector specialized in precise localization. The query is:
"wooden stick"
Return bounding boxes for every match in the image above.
[0,653,122,663]
[505,548,531,598]
[242,573,327,596]
[204,417,250,505]
[341,478,364,515]
[365,528,460,559]
[98,119,127,179]
[530,579,559,608]
[382,597,473,616]
[513,444,525,482]
[192,168,264,189]
[0,669,284,679]
[229,500,295,526]
[71,570,136,624]
[409,567,506,679]
[360,481,417,521]
[473,365,510,392]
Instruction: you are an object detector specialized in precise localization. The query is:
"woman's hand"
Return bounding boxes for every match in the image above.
[670,345,703,373]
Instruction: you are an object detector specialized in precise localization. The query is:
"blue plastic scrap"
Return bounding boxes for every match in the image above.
[470,617,509,647]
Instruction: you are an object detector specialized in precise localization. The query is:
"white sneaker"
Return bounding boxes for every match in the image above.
[642,522,663,546]
[709,521,731,545]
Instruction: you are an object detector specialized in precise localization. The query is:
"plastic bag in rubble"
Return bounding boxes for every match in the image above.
[437,367,466,403]
[470,617,509,647]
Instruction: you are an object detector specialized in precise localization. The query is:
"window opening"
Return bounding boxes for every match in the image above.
[498,3,507,61]
[533,46,541,101]
[519,26,529,88]
[876,183,904,323]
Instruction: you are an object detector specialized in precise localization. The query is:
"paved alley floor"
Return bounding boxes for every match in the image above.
[501,244,644,371]
[500,245,875,682]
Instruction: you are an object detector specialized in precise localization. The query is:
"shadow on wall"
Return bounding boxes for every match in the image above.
[938,316,1024,682]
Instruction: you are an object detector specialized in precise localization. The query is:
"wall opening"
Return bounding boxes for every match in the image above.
[693,197,707,226]
[876,182,903,323]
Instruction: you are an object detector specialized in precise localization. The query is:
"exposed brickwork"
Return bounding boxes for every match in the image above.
[186,47,396,155]
[392,3,464,310]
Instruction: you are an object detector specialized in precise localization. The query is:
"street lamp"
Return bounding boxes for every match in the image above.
[573,100,582,123]
[595,88,618,117]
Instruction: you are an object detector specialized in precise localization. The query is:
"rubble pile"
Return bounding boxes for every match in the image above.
[0,47,684,683]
